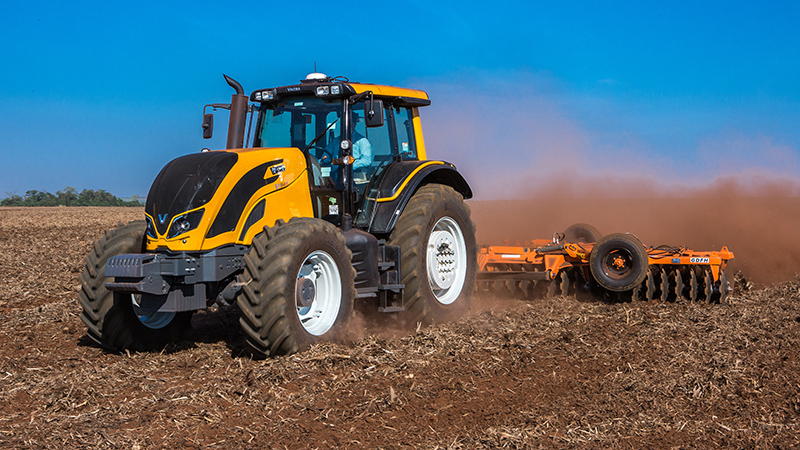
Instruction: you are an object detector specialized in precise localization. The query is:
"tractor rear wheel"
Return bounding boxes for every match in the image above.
[388,184,477,326]
[238,218,355,357]
[78,221,192,351]
[589,233,649,292]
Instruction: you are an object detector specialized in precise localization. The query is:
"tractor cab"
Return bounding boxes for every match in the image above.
[245,74,431,226]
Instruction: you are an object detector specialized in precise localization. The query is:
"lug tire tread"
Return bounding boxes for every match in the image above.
[387,184,477,326]
[237,218,355,357]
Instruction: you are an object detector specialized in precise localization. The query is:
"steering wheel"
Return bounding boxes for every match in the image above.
[310,145,335,165]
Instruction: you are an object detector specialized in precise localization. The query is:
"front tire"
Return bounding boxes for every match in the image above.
[238,218,355,357]
[388,184,477,326]
[78,221,192,351]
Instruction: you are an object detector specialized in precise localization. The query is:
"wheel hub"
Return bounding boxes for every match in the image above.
[605,250,633,278]
[295,251,342,336]
[296,277,316,308]
[131,294,175,330]
[427,230,456,290]
[425,216,468,306]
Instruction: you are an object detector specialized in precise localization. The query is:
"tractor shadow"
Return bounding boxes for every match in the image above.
[76,304,252,358]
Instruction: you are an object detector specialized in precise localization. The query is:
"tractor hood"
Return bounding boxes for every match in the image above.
[144,148,312,252]
[146,151,238,236]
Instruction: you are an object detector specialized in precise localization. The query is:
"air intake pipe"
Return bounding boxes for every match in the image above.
[224,74,248,149]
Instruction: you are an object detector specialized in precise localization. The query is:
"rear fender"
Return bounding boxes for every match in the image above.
[364,160,472,235]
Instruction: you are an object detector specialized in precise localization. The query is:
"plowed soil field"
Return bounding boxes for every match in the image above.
[1,204,799,449]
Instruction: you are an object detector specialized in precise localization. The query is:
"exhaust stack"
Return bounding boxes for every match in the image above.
[224,74,248,149]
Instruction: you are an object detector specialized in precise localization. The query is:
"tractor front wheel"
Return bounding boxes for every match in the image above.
[238,218,355,357]
[78,221,192,352]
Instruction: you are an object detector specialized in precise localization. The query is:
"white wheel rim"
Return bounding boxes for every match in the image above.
[296,250,342,336]
[426,216,467,305]
[131,294,175,330]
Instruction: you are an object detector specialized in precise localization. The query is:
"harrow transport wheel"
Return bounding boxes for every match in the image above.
[563,223,602,243]
[238,218,355,357]
[589,233,649,292]
[388,184,477,326]
[77,221,192,352]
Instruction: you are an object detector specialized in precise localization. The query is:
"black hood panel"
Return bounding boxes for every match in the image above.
[145,152,238,235]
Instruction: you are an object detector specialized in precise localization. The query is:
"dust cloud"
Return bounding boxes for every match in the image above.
[469,175,800,287]
[417,73,800,288]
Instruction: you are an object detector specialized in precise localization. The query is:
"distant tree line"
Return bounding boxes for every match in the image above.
[1,187,143,207]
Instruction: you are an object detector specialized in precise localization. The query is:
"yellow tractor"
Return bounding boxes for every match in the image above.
[78,73,477,356]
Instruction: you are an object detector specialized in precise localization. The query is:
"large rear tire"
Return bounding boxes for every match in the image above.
[238,218,355,357]
[388,184,477,326]
[78,221,192,352]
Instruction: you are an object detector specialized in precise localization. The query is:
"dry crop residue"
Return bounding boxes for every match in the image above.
[0,206,799,448]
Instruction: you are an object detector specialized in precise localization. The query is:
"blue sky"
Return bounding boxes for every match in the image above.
[1,1,798,199]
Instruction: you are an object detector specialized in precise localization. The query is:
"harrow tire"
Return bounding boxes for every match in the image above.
[78,221,192,352]
[238,218,355,357]
[388,184,477,326]
[589,233,649,292]
[564,223,602,243]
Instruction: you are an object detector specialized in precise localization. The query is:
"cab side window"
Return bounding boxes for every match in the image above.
[352,106,391,190]
[392,107,417,160]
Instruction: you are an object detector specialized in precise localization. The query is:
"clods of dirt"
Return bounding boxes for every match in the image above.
[1,206,799,448]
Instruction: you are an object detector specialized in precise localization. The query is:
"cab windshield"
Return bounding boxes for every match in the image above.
[253,96,345,154]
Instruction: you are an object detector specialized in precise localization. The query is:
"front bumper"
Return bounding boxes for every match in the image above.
[104,245,247,312]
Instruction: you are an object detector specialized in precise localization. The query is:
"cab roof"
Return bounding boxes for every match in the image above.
[250,74,431,107]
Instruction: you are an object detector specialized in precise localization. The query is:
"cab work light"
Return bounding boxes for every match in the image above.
[254,90,275,101]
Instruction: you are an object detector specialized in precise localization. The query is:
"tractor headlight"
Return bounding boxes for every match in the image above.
[145,215,158,239]
[167,209,204,239]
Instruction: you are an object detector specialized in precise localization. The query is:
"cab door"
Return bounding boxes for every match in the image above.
[353,102,420,228]
[308,108,346,225]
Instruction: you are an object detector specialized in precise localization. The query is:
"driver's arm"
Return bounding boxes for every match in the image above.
[353,138,372,169]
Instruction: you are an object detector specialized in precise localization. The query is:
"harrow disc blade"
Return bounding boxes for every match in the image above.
[689,269,699,302]
[718,271,728,304]
[669,269,684,302]
[645,269,656,301]
[703,270,714,304]
[545,278,559,298]
[658,268,670,302]
[559,271,571,296]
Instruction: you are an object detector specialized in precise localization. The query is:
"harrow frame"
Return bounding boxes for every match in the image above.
[477,234,734,303]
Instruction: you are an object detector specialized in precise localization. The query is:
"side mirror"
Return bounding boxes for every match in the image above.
[364,99,384,128]
[202,113,214,139]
